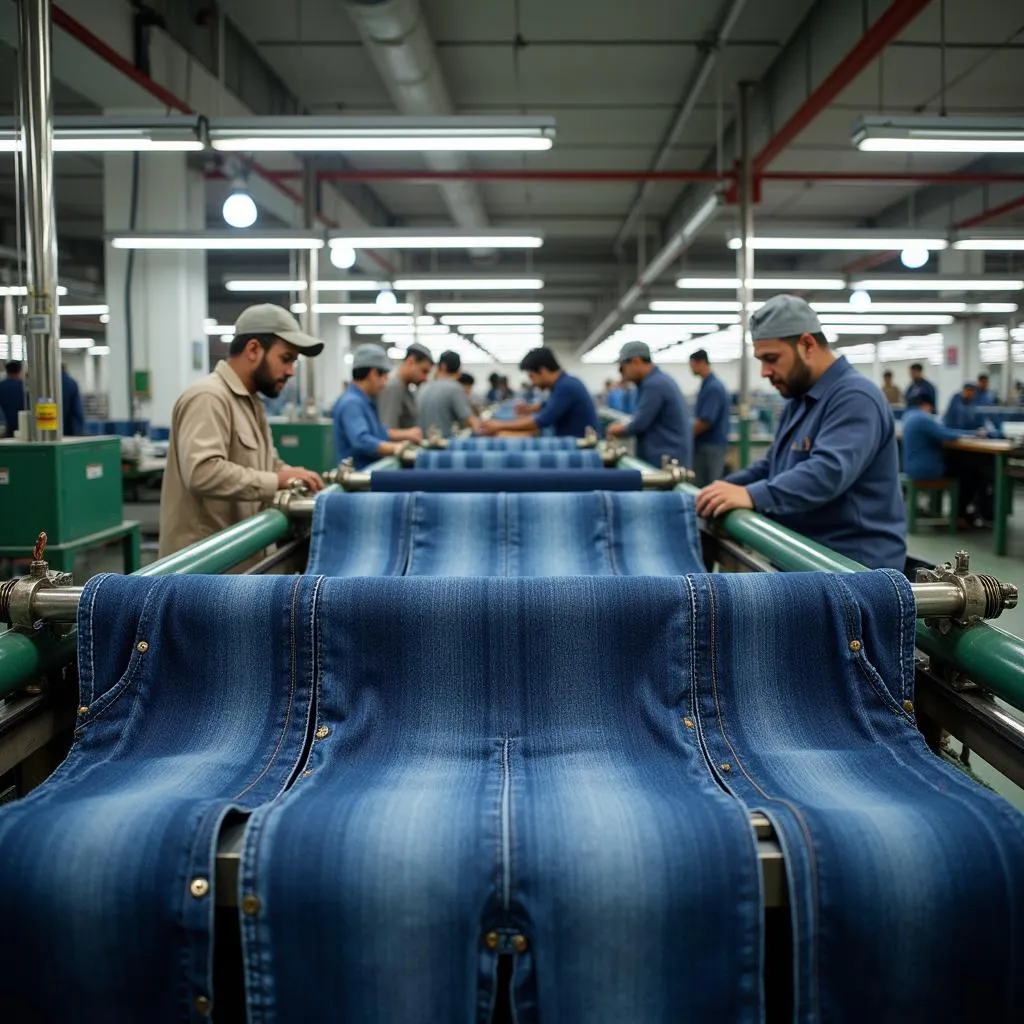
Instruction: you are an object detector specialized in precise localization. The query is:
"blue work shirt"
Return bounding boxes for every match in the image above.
[902,409,970,481]
[694,372,730,446]
[943,394,996,434]
[727,356,907,570]
[533,372,599,437]
[62,370,84,436]
[625,366,692,467]
[904,377,937,409]
[975,386,996,407]
[332,384,388,469]
[0,376,24,434]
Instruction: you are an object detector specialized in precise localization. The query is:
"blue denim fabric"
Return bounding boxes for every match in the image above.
[371,468,642,492]
[688,569,1024,1023]
[414,449,604,469]
[447,437,580,451]
[0,573,322,1023]
[306,491,705,577]
[239,576,762,1024]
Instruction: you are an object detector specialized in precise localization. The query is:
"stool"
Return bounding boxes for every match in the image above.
[901,475,959,534]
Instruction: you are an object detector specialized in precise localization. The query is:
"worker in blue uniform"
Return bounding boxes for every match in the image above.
[332,344,422,468]
[605,340,691,467]
[689,347,731,485]
[480,347,598,438]
[904,362,937,410]
[696,294,906,570]
[975,372,996,407]
[943,381,1000,434]
[61,366,85,436]
[0,360,25,435]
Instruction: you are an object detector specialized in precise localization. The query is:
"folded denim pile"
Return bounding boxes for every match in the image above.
[447,436,581,451]
[306,490,706,577]
[414,449,604,470]
[1,570,1021,1022]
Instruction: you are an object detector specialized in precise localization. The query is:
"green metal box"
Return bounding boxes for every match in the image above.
[0,437,124,546]
[270,420,337,473]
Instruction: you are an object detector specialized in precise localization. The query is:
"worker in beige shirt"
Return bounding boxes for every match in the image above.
[158,303,325,560]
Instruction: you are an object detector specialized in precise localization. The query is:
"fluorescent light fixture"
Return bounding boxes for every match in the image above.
[426,302,544,314]
[314,280,388,292]
[472,333,543,345]
[0,285,67,295]
[817,313,954,326]
[727,233,947,252]
[852,115,1024,153]
[353,324,451,335]
[0,115,202,153]
[291,302,414,315]
[819,324,887,335]
[209,116,555,152]
[379,330,452,343]
[204,323,236,335]
[110,232,324,250]
[225,279,308,292]
[811,302,968,313]
[394,278,544,291]
[851,277,1024,292]
[952,232,1024,251]
[676,276,846,291]
[339,315,435,327]
[59,304,110,316]
[615,322,720,335]
[88,345,111,356]
[440,315,543,326]
[58,338,94,349]
[972,302,1019,314]
[458,325,546,335]
[834,343,877,365]
[649,300,749,312]
[635,313,740,325]
[330,230,543,250]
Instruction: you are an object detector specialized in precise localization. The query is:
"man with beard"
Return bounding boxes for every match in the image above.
[695,294,905,570]
[158,304,325,559]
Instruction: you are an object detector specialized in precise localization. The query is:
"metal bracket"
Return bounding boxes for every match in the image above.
[915,550,1018,633]
[0,532,74,631]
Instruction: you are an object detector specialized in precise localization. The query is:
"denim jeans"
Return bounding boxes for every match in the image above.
[306,491,706,577]
[371,469,641,492]
[448,437,580,451]
[415,449,603,470]
[0,573,322,1024]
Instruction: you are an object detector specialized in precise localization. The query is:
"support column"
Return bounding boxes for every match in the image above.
[735,80,755,468]
[935,250,986,408]
[103,152,208,426]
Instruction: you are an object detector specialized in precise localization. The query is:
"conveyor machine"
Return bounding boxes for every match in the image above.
[1,447,1022,1021]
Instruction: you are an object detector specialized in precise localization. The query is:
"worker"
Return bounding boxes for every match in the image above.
[689,347,730,485]
[905,363,937,410]
[0,360,24,435]
[880,370,901,406]
[332,343,423,468]
[158,303,326,560]
[377,343,434,430]
[458,372,475,398]
[480,347,599,438]
[605,341,692,468]
[943,381,988,432]
[902,395,988,527]
[975,372,995,406]
[61,365,85,436]
[696,294,906,570]
[417,350,482,435]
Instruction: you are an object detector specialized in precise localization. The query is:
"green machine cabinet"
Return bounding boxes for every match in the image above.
[270,420,337,473]
[0,437,139,573]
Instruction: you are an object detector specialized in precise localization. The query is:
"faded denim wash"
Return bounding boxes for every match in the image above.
[370,468,641,492]
[414,449,604,470]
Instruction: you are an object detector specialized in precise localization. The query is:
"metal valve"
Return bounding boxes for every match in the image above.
[915,550,1018,632]
[0,532,74,630]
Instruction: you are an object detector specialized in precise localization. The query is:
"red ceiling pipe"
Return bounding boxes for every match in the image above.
[763,171,1024,185]
[753,0,934,175]
[50,3,393,272]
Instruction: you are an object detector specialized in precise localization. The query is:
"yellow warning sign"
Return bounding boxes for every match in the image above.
[35,401,58,431]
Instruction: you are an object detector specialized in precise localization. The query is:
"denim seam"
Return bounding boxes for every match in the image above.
[602,491,621,575]
[401,492,415,575]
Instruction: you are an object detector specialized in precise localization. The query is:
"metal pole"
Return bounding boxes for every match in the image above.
[300,159,319,417]
[1006,313,1017,407]
[18,0,61,441]
[735,80,754,469]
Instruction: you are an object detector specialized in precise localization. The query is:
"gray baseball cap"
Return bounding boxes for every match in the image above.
[233,303,325,356]
[618,340,652,364]
[351,343,392,372]
[406,342,434,363]
[749,294,822,342]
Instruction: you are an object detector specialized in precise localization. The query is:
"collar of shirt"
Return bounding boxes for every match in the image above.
[804,355,851,404]
[639,366,663,388]
[215,360,253,398]
[347,383,377,410]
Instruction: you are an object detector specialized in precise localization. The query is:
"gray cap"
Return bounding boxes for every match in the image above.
[406,342,434,362]
[749,294,822,342]
[233,303,324,355]
[617,340,652,364]
[351,343,392,372]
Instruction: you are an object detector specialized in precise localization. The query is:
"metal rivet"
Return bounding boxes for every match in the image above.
[512,934,529,953]
[848,639,861,653]
[77,705,89,715]
[720,762,732,772]
[301,769,313,777]
[136,641,149,654]
[189,877,210,899]
[903,700,915,714]
[682,717,694,729]
[484,931,499,950]
[194,994,212,1016]
[241,894,261,916]
[315,725,330,739]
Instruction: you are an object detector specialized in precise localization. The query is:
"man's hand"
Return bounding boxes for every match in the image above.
[390,427,423,444]
[277,466,325,493]
[605,422,627,438]
[695,481,753,518]
[477,419,501,435]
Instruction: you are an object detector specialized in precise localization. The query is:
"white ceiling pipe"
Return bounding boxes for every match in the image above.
[344,0,494,258]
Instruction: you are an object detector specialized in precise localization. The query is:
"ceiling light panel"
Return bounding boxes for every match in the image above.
[851,278,1024,292]
[852,115,1024,154]
[676,277,846,291]
[728,234,947,251]
[330,230,543,249]
[111,232,324,250]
